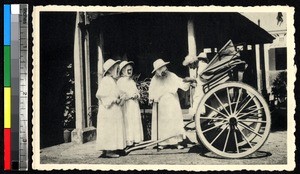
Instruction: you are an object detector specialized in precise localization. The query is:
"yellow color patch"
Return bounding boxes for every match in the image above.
[4,87,11,128]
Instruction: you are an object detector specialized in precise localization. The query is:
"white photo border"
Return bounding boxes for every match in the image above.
[32,5,296,171]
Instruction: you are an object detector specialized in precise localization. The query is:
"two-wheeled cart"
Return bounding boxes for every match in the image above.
[126,40,271,158]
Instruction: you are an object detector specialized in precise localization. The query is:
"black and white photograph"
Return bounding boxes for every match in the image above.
[32,6,295,171]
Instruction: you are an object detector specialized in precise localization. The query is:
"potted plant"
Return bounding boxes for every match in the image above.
[136,77,152,140]
[87,105,99,128]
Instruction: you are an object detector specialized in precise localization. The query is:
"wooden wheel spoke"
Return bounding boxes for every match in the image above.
[233,127,240,153]
[227,88,233,114]
[223,127,231,152]
[237,107,264,119]
[236,95,255,116]
[204,104,228,118]
[202,122,228,133]
[236,125,253,148]
[239,105,259,114]
[238,122,263,138]
[200,117,226,121]
[247,104,258,110]
[210,124,229,145]
[234,88,242,113]
[238,112,251,115]
[237,94,250,108]
[239,119,266,124]
[213,93,231,116]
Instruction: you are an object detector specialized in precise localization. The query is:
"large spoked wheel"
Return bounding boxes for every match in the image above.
[195,82,271,158]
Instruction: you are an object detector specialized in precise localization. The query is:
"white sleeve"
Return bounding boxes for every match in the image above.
[148,77,155,101]
[197,61,208,76]
[174,73,190,91]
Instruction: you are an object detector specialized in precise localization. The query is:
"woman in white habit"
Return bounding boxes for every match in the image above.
[148,59,191,150]
[96,59,126,158]
[117,61,144,147]
[182,52,209,116]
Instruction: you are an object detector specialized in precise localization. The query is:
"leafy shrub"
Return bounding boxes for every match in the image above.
[271,71,287,104]
[136,78,151,107]
[136,77,152,140]
[63,64,75,128]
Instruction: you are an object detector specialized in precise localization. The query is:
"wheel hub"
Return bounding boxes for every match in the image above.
[229,117,237,126]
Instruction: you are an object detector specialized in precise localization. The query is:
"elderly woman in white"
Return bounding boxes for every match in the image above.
[96,59,126,158]
[148,59,191,150]
[117,61,144,147]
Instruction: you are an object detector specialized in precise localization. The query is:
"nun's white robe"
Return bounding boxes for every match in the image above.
[96,76,126,150]
[148,72,189,145]
[191,61,208,115]
[117,77,144,146]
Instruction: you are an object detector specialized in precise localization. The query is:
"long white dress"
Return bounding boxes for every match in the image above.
[117,77,144,146]
[148,72,190,145]
[96,76,126,150]
[191,61,208,115]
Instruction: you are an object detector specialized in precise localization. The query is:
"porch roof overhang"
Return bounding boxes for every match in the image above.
[191,12,275,48]
[88,12,275,49]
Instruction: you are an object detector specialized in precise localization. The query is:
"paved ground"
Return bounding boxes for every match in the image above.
[40,130,287,165]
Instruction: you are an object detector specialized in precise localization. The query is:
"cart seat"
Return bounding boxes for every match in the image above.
[200,59,246,82]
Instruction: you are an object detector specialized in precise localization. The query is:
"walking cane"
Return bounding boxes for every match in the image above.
[156,101,159,152]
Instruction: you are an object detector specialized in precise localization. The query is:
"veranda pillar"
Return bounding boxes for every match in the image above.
[72,12,96,144]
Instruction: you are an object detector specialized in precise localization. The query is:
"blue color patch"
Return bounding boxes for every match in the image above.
[4,5,11,45]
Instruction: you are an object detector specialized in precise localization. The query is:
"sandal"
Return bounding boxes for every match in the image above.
[105,151,120,158]
[177,145,184,149]
[158,145,164,149]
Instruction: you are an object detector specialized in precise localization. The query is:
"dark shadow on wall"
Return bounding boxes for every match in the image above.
[270,105,287,132]
[40,12,76,148]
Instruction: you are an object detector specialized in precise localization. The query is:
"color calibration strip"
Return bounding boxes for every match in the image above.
[4,4,12,170]
[19,4,29,171]
[11,4,20,170]
[4,4,29,171]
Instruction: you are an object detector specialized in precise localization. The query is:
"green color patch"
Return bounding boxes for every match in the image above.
[4,46,11,87]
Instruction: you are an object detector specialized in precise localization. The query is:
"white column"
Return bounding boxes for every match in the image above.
[255,44,262,92]
[187,19,197,78]
[98,32,104,85]
[264,44,271,94]
[187,19,197,114]
[72,13,97,144]
[84,13,92,127]
[74,12,86,130]
[187,20,197,56]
